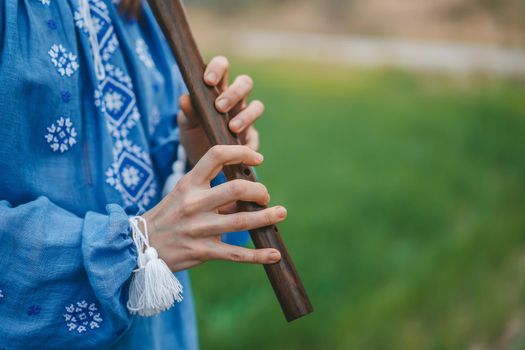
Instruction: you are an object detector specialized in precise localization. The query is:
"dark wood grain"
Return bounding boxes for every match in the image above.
[148,0,313,322]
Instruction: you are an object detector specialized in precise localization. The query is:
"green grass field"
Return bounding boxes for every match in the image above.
[191,59,525,349]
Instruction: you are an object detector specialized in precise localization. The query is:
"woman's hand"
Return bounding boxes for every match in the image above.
[143,145,286,272]
[179,56,264,165]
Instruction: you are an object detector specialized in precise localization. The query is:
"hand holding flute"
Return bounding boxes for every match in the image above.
[148,0,313,321]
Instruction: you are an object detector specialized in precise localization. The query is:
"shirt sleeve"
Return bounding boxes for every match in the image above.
[0,1,4,50]
[0,197,137,349]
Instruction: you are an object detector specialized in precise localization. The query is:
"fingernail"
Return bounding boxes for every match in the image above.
[216,98,229,111]
[206,72,217,84]
[255,153,264,162]
[231,119,243,130]
[276,206,287,218]
[269,252,281,262]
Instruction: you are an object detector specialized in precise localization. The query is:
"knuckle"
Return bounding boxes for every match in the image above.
[231,214,248,231]
[199,246,213,261]
[264,210,274,226]
[179,203,192,218]
[228,180,246,197]
[228,250,247,263]
[190,244,207,261]
[180,196,198,216]
[208,145,226,161]
[175,176,191,193]
[258,183,269,199]
[227,87,242,102]
[187,221,204,238]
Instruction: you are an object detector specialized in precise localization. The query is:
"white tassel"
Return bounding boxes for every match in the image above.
[127,217,183,317]
[162,143,187,197]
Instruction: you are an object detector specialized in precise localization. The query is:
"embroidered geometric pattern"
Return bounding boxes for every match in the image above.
[48,44,79,77]
[45,117,77,153]
[78,1,157,210]
[136,39,154,69]
[74,0,118,61]
[63,300,103,334]
[94,64,140,138]
[106,139,157,208]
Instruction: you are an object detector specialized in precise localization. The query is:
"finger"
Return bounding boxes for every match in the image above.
[215,75,253,113]
[229,100,264,133]
[243,127,260,151]
[204,56,229,91]
[202,206,287,236]
[190,145,264,184]
[209,242,281,264]
[178,95,200,129]
[217,202,239,215]
[203,179,269,211]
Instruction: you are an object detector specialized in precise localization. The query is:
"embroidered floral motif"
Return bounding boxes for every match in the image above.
[39,0,51,5]
[45,117,78,153]
[104,91,125,112]
[47,19,57,30]
[48,45,79,77]
[106,139,157,209]
[63,300,103,334]
[74,0,118,62]
[94,64,140,138]
[135,39,154,69]
[62,91,72,103]
[27,305,41,316]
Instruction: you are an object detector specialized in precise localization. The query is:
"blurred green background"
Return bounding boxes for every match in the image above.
[185,1,525,349]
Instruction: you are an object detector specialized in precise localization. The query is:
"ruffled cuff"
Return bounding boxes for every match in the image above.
[81,204,137,325]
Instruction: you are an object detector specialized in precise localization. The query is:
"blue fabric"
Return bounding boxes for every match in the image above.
[0,0,250,349]
[213,172,252,247]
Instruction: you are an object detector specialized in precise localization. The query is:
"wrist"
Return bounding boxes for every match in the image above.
[140,211,160,249]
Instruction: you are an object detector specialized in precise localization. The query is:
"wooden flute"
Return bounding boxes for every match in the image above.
[148,0,313,322]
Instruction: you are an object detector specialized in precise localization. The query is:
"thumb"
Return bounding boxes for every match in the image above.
[178,94,201,129]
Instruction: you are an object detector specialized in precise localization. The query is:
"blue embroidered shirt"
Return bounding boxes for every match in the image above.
[0,0,248,349]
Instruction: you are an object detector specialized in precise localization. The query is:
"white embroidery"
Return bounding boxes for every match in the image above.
[76,1,157,210]
[45,117,78,153]
[136,39,154,69]
[104,91,125,113]
[63,300,103,334]
[48,45,79,77]
[106,139,157,209]
[0,289,4,299]
[39,0,51,5]
[74,0,118,62]
[122,166,141,187]
[94,64,141,138]
[149,107,161,135]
